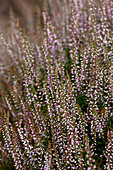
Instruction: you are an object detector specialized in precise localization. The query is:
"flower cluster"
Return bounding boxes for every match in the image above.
[0,0,113,169]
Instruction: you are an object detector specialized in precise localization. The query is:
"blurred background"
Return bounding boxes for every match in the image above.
[0,0,101,33]
[0,0,46,32]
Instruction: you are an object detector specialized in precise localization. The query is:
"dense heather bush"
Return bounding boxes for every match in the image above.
[0,0,113,169]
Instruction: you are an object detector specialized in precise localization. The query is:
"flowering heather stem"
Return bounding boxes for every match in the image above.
[0,0,113,169]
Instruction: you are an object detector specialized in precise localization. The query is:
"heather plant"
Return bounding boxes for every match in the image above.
[0,0,113,169]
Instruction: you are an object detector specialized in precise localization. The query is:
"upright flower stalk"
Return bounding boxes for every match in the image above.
[0,0,112,169]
